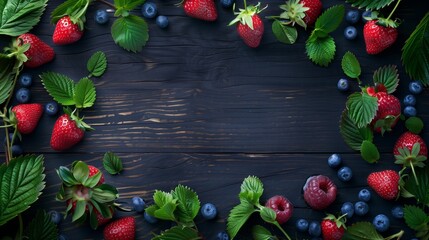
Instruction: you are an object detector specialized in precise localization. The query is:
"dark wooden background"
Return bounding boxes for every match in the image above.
[0,0,428,239]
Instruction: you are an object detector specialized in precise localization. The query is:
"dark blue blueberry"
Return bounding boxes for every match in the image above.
[201,203,217,220]
[220,0,235,8]
[403,94,416,106]
[346,10,360,24]
[95,9,109,24]
[15,88,31,103]
[404,106,417,117]
[373,214,390,232]
[344,26,358,40]
[142,2,158,19]
[337,79,349,92]
[156,15,169,29]
[144,211,158,223]
[45,101,59,116]
[132,196,146,213]
[11,145,23,156]
[337,166,352,182]
[409,81,423,94]
[48,210,62,225]
[341,202,354,218]
[362,10,372,23]
[296,218,309,232]
[19,73,33,87]
[354,201,369,216]
[358,188,371,202]
[327,153,342,168]
[391,205,404,219]
[58,234,68,240]
[216,231,230,240]
[308,221,321,237]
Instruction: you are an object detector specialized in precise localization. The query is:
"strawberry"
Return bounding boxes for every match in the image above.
[16,34,55,68]
[367,170,400,201]
[363,20,398,55]
[53,16,84,45]
[103,217,135,240]
[11,103,43,134]
[300,0,322,25]
[265,195,293,224]
[321,214,346,240]
[371,92,401,133]
[277,0,322,29]
[50,114,85,151]
[89,165,105,185]
[182,0,217,21]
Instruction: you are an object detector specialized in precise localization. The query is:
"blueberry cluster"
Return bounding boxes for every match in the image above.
[403,81,424,117]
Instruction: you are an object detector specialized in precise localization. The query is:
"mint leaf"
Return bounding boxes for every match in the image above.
[102,152,123,175]
[306,35,336,67]
[340,109,373,151]
[260,207,276,224]
[227,200,256,239]
[252,225,276,240]
[343,222,384,240]
[346,92,378,128]
[25,210,58,240]
[342,51,361,79]
[403,165,429,205]
[74,77,96,108]
[239,176,264,205]
[111,15,149,53]
[40,72,76,106]
[373,65,399,94]
[114,0,145,11]
[346,0,395,10]
[315,5,345,34]
[172,185,200,225]
[404,205,429,230]
[87,51,107,77]
[360,140,380,163]
[0,155,45,226]
[272,20,297,44]
[152,226,199,240]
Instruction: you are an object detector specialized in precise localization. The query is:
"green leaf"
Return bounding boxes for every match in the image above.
[56,166,79,186]
[172,185,200,224]
[74,77,96,108]
[83,171,102,188]
[272,20,297,44]
[153,190,174,207]
[360,140,380,163]
[340,110,373,151]
[402,165,429,205]
[406,117,424,134]
[72,200,86,222]
[306,35,336,67]
[40,72,76,106]
[87,51,107,77]
[154,202,177,221]
[72,161,89,183]
[402,12,429,85]
[343,222,384,240]
[0,155,45,226]
[114,0,145,11]
[346,0,395,10]
[342,51,361,79]
[0,54,16,106]
[24,210,58,240]
[404,205,429,230]
[111,15,149,53]
[252,225,276,240]
[346,92,378,128]
[239,176,264,205]
[102,152,123,175]
[50,0,90,23]
[0,0,48,36]
[152,226,199,240]
[315,5,345,34]
[259,207,276,224]
[373,65,399,94]
[0,74,14,107]
[227,200,256,239]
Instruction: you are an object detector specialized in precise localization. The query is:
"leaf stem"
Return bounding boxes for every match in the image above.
[97,0,116,9]
[17,214,23,240]
[384,230,404,240]
[356,76,362,86]
[386,0,402,21]
[409,162,419,185]
[273,222,291,240]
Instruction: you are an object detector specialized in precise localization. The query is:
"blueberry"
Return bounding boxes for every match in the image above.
[201,203,217,220]
[337,166,352,182]
[346,10,360,24]
[362,10,372,22]
[358,188,371,202]
[308,221,321,237]
[216,231,230,240]
[132,196,145,212]
[354,201,369,216]
[220,0,235,8]
[156,15,169,29]
[391,205,404,219]
[142,2,158,19]
[19,73,33,87]
[48,210,62,225]
[409,81,423,94]
[144,211,158,223]
[373,214,390,232]
[404,106,417,117]
[341,202,354,218]
[337,79,349,92]
[15,88,31,103]
[296,218,309,232]
[403,94,416,106]
[344,26,358,40]
[11,145,23,156]
[95,9,109,24]
[58,234,68,240]
[45,101,59,116]
[327,153,342,168]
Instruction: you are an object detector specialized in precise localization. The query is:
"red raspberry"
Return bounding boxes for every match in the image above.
[265,195,293,224]
[303,175,337,210]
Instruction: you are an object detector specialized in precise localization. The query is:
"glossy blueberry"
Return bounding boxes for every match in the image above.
[337,166,352,182]
[216,231,230,240]
[404,106,417,117]
[156,15,169,29]
[308,221,321,237]
[48,210,62,224]
[337,79,349,92]
[296,218,309,232]
[95,9,109,24]
[373,214,390,232]
[132,196,146,212]
[11,145,23,156]
[58,234,68,240]
[144,211,158,223]
[220,0,235,8]
[15,88,31,103]
[19,73,32,87]
[354,201,369,216]
[391,205,404,219]
[409,81,424,94]
[358,188,371,202]
[346,10,360,24]
[201,203,217,220]
[327,153,342,168]
[142,2,158,19]
[403,94,416,106]
[45,101,59,116]
[362,10,372,22]
[341,202,354,218]
[344,26,358,40]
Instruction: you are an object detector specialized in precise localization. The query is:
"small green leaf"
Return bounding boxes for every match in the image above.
[153,190,174,207]
[252,225,276,240]
[259,207,276,224]
[172,185,200,225]
[404,205,429,230]
[342,51,361,79]
[373,65,399,94]
[25,210,58,240]
[152,226,199,240]
[56,166,79,186]
[343,222,384,240]
[111,15,149,53]
[51,0,89,23]
[72,200,86,222]
[40,72,76,106]
[154,202,177,221]
[87,51,107,77]
[405,117,424,134]
[74,77,96,108]
[346,92,378,128]
[272,20,297,44]
[340,109,373,151]
[72,161,89,183]
[239,176,264,205]
[227,200,256,240]
[315,5,345,34]
[102,152,123,175]
[0,73,14,107]
[346,0,395,10]
[306,35,336,67]
[360,140,380,163]
[113,0,145,11]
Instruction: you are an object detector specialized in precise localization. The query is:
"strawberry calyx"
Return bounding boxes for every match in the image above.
[4,38,31,68]
[324,213,347,230]
[277,0,309,29]
[228,1,267,30]
[376,17,400,28]
[395,143,427,185]
[67,108,94,131]
[374,115,399,134]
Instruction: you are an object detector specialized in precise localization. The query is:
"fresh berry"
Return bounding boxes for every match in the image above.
[53,16,84,45]
[337,79,349,92]
[45,101,59,116]
[216,231,229,240]
[11,145,23,156]
[358,188,371,202]
[19,73,32,87]
[300,0,322,26]
[403,94,416,106]
[296,218,309,232]
[201,203,217,220]
[363,20,398,55]
[321,214,346,240]
[265,195,293,224]
[156,15,169,28]
[16,33,55,68]
[103,217,135,240]
[371,92,401,133]
[48,210,62,225]
[220,0,235,8]
[50,114,86,151]
[303,175,337,210]
[404,106,417,117]
[344,26,358,40]
[88,165,105,185]
[132,196,145,212]
[372,214,390,232]
[328,153,342,168]
[354,201,369,216]
[11,103,43,134]
[367,170,400,200]
[375,83,388,93]
[346,9,360,24]
[142,2,158,18]
[278,0,322,28]
[362,10,372,22]
[308,221,322,237]
[144,211,158,223]
[229,3,265,48]
[391,205,404,219]
[15,88,31,103]
[337,166,352,182]
[182,0,217,21]
[95,9,109,24]
[95,208,112,226]
[341,202,354,218]
[409,81,424,94]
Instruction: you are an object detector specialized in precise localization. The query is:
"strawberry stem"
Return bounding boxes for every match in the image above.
[386,0,402,21]
[243,0,247,9]
[273,222,291,240]
[409,162,419,185]
[17,214,23,240]
[384,230,404,240]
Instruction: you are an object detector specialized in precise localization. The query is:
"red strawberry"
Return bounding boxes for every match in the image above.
[89,165,105,185]
[11,103,43,134]
[300,0,322,25]
[371,92,401,133]
[50,114,85,151]
[53,16,84,45]
[103,217,135,240]
[265,195,293,224]
[182,0,217,21]
[277,0,322,29]
[367,170,400,200]
[363,20,398,55]
[17,34,55,68]
[303,175,337,210]
[321,214,346,240]
[96,208,112,226]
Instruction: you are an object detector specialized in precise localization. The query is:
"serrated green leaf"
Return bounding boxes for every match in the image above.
[0,155,45,226]
[306,35,336,67]
[0,54,16,106]
[153,190,174,207]
[315,5,345,34]
[343,222,384,240]
[346,0,395,10]
[340,109,373,151]
[373,65,399,94]
[404,205,429,230]
[50,0,90,24]
[40,72,76,106]
[154,202,177,221]
[102,152,123,175]
[152,226,199,240]
[24,210,58,240]
[252,225,276,240]
[172,185,200,225]
[87,51,107,77]
[113,0,145,11]
[403,165,429,205]
[346,92,378,128]
[272,20,297,44]
[402,12,429,85]
[342,51,361,79]
[227,200,256,240]
[239,176,264,205]
[360,140,380,163]
[259,207,276,224]
[74,77,96,108]
[111,15,149,53]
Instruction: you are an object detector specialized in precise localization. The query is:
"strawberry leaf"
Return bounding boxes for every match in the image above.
[402,165,429,205]
[340,109,373,151]
[50,0,90,23]
[0,54,16,106]
[342,51,361,79]
[405,117,424,134]
[152,226,199,240]
[306,35,336,67]
[102,152,123,175]
[25,210,58,240]
[74,77,96,109]
[345,0,395,10]
[259,207,276,224]
[272,20,297,44]
[343,222,384,240]
[346,92,378,128]
[373,65,399,94]
[111,15,149,53]
[87,51,107,77]
[252,225,276,240]
[40,72,76,106]
[315,5,345,34]
[152,190,177,221]
[227,200,256,239]
[113,0,145,11]
[360,140,380,163]
[172,185,200,225]
[404,205,429,231]
[239,176,264,205]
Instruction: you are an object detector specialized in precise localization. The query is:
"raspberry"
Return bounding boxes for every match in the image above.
[265,195,293,224]
[303,175,337,210]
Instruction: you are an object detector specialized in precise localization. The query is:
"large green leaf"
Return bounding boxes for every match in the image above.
[373,65,399,94]
[402,165,429,205]
[227,200,256,239]
[346,0,395,10]
[0,155,45,226]
[0,54,16,106]
[74,77,96,108]
[111,15,149,52]
[152,226,199,240]
[340,110,373,151]
[25,210,58,240]
[315,5,345,34]
[343,222,384,240]
[306,35,336,67]
[172,185,200,224]
[404,205,429,231]
[40,72,76,106]
[346,92,378,128]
